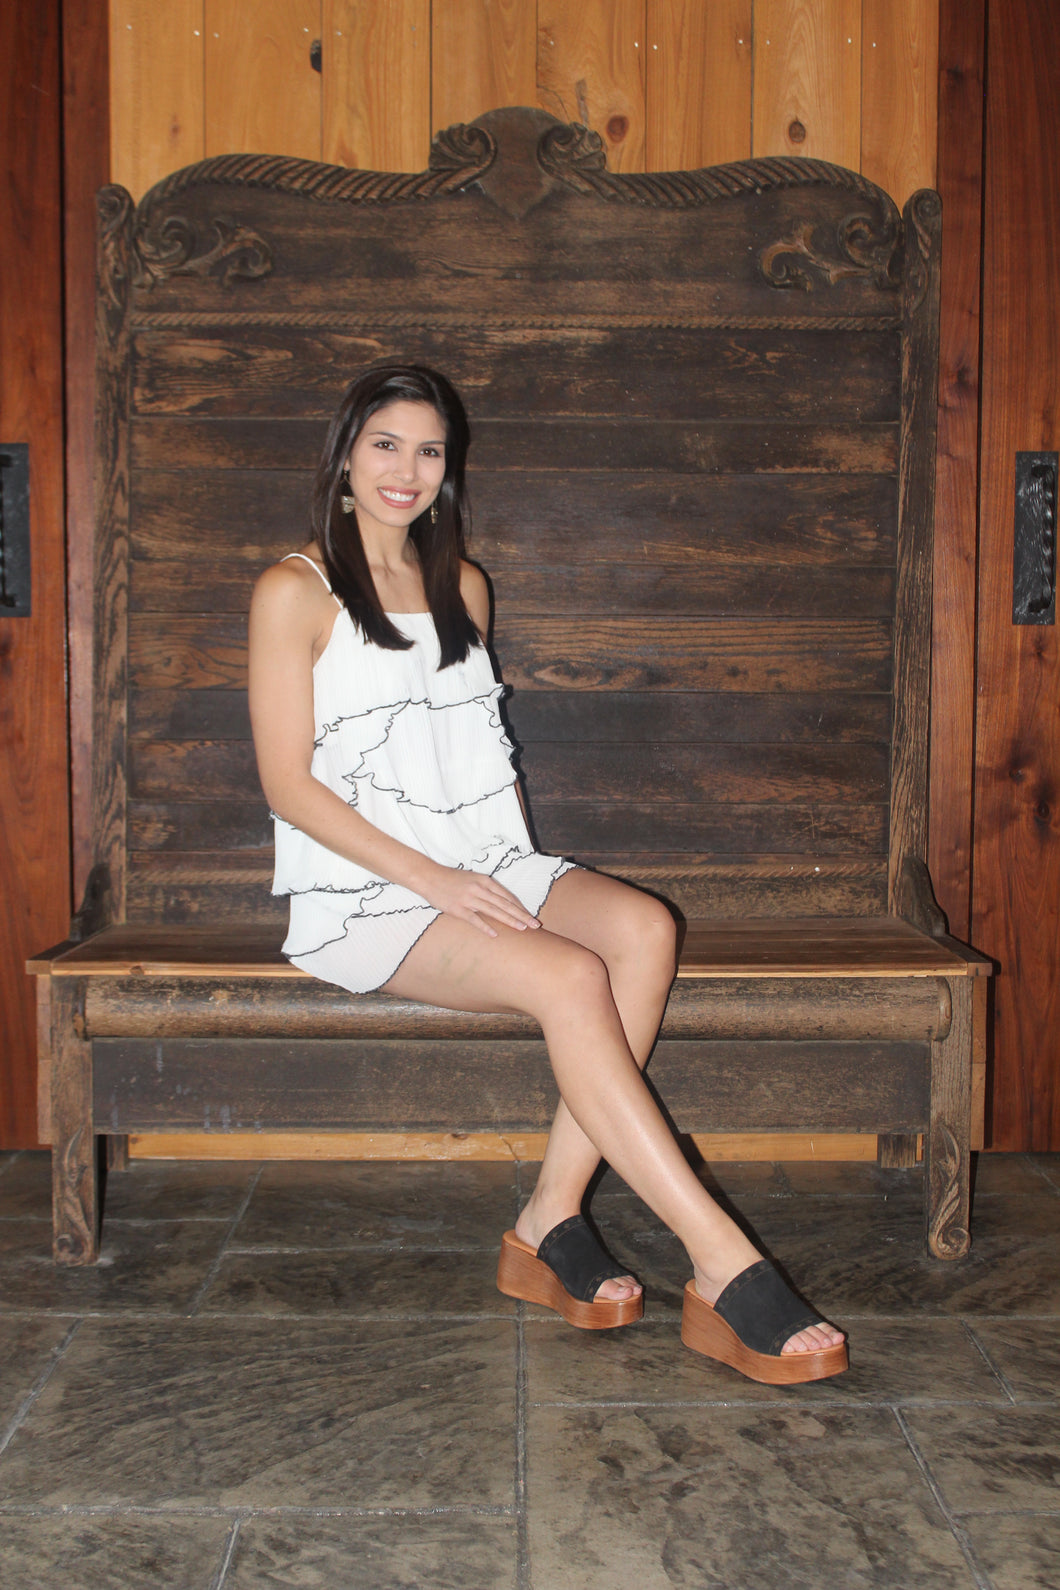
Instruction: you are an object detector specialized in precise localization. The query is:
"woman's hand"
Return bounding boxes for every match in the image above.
[421,864,541,937]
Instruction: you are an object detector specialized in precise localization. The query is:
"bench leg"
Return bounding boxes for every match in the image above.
[49,978,99,1265]
[106,1135,130,1171]
[926,976,973,1259]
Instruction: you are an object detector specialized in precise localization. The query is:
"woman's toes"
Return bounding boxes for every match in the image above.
[595,1274,642,1303]
[781,1322,845,1355]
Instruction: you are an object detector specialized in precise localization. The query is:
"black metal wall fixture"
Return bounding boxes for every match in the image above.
[1013,450,1057,625]
[0,444,31,618]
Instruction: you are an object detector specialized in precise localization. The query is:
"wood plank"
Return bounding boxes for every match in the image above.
[861,0,938,206]
[646,0,751,169]
[972,0,1060,1149]
[537,0,646,173]
[752,0,861,168]
[322,0,430,172]
[129,471,898,568]
[431,0,536,132]
[128,802,270,851]
[109,0,205,200]
[0,0,71,1147]
[204,0,321,162]
[929,0,986,943]
[127,1130,883,1162]
[130,326,901,420]
[92,1034,930,1131]
[63,0,110,908]
[518,799,887,856]
[130,417,900,475]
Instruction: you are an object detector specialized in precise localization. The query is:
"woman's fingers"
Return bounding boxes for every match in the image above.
[426,867,540,934]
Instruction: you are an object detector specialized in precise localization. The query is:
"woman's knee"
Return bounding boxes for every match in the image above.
[540,939,613,1015]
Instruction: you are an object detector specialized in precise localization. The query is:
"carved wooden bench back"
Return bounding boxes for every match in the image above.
[93,107,939,933]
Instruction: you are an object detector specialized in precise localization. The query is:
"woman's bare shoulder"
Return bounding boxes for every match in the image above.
[459,559,491,634]
[251,547,333,635]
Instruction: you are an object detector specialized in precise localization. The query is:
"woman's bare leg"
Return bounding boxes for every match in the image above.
[515,871,678,1302]
[383,900,842,1355]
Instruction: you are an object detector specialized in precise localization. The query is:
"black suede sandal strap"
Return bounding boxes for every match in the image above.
[536,1215,630,1303]
[712,1259,823,1357]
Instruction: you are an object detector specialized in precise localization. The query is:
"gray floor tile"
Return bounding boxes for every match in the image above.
[904,1406,1060,1514]
[734,1192,1060,1316]
[199,1245,512,1316]
[101,1159,258,1222]
[235,1161,518,1249]
[0,1152,53,1219]
[0,1317,515,1510]
[961,1512,1060,1590]
[1027,1153,1060,1189]
[971,1153,1060,1197]
[0,1512,231,1590]
[968,1318,1060,1401]
[0,1220,229,1314]
[527,1404,977,1589]
[525,1316,1009,1408]
[0,1319,74,1427]
[225,1513,518,1590]
[779,1159,925,1199]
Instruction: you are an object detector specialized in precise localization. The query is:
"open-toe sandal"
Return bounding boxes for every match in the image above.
[497,1214,644,1329]
[681,1258,848,1385]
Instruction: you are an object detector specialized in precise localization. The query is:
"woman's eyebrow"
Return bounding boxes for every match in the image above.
[367,426,446,444]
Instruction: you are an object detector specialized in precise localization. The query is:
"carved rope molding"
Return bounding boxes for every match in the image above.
[97,186,135,344]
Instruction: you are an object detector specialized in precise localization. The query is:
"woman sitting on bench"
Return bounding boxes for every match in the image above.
[248,362,847,1385]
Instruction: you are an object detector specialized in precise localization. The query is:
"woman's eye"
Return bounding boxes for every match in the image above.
[374,439,395,450]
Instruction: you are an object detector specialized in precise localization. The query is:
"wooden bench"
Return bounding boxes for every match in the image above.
[30,107,990,1264]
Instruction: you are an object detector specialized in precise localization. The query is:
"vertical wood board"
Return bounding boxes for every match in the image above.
[109,0,205,197]
[204,0,321,161]
[537,0,647,171]
[645,0,752,169]
[432,0,537,132]
[322,0,431,171]
[752,0,861,168]
[861,0,938,205]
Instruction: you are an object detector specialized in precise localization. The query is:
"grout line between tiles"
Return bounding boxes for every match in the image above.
[0,1502,519,1520]
[185,1167,264,1317]
[960,1320,1019,1403]
[515,1301,532,1590]
[892,1407,996,1590]
[210,1517,242,1589]
[0,1319,82,1458]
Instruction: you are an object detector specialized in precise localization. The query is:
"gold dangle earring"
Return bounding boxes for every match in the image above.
[430,499,439,525]
[340,470,355,515]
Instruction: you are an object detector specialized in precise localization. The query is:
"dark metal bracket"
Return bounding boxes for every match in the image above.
[1013,451,1057,625]
[0,444,30,618]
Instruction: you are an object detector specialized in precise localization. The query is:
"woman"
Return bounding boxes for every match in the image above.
[248,364,847,1385]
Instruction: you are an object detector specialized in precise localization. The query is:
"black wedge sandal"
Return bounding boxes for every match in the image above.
[496,1214,644,1329]
[681,1258,848,1384]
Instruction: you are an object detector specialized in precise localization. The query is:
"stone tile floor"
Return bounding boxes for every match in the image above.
[0,1148,1058,1588]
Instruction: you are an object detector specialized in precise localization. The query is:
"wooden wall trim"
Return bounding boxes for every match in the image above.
[929,0,986,941]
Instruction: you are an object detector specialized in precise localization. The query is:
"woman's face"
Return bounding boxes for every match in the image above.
[346,400,447,537]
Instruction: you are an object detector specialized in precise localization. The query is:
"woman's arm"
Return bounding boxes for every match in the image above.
[248,559,538,936]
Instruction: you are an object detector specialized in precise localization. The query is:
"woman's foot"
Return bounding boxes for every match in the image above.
[515,1198,641,1305]
[692,1253,845,1356]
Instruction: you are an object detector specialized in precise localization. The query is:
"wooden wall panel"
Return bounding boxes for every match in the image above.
[646,0,752,169]
[323,0,430,172]
[110,0,204,197]
[862,0,938,205]
[752,0,861,168]
[432,0,537,132]
[538,0,646,172]
[205,0,321,160]
[0,0,71,1146]
[930,0,985,942]
[972,0,1060,1149]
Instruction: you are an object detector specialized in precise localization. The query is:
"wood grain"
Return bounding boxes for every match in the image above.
[109,0,205,199]
[646,0,751,169]
[929,0,986,943]
[0,0,71,1147]
[752,0,861,168]
[431,0,536,132]
[204,0,321,162]
[973,0,1060,1149]
[323,0,430,171]
[861,0,938,206]
[537,0,646,172]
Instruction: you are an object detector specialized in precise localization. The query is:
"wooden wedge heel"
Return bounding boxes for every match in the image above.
[496,1216,644,1330]
[681,1261,849,1385]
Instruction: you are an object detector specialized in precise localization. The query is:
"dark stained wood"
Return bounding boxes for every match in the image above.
[972,0,1060,1150]
[29,108,989,1255]
[926,972,974,1257]
[49,978,98,1263]
[929,0,986,943]
[92,1035,929,1134]
[0,0,72,1147]
[130,326,901,420]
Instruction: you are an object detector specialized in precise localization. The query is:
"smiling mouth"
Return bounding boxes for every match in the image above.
[378,488,419,505]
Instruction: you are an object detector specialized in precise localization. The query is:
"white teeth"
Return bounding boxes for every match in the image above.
[380,489,416,503]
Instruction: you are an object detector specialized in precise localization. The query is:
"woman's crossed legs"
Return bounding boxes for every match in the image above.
[383,868,842,1357]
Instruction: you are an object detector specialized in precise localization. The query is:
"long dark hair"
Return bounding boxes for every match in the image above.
[312,364,481,667]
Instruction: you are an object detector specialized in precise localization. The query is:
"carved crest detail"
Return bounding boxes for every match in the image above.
[133,214,273,289]
[97,186,135,343]
[760,212,902,293]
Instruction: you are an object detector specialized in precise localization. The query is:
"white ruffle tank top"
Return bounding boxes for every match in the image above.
[271,554,574,993]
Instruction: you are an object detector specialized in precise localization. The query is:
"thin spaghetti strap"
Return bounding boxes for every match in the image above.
[280,551,337,599]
